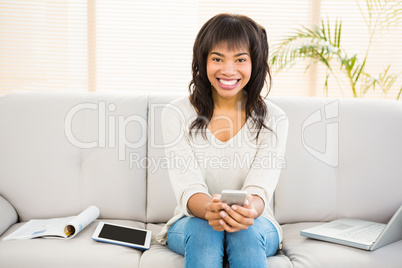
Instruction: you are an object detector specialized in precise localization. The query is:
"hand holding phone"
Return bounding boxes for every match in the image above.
[220,190,247,206]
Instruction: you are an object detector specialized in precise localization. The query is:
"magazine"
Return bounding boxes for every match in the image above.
[2,206,100,240]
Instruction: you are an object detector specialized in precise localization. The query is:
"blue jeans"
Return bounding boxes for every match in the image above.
[167,216,279,268]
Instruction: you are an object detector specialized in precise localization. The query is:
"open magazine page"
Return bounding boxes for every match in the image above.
[3,217,75,240]
[65,206,100,239]
[3,206,100,240]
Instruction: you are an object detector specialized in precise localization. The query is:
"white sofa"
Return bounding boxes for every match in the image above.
[0,91,401,268]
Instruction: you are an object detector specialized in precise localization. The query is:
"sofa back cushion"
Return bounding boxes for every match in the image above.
[146,93,182,223]
[271,97,402,224]
[0,91,147,222]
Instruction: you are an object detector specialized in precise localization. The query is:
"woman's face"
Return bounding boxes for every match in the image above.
[206,43,252,102]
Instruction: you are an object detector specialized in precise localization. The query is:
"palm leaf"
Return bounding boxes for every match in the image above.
[362,65,401,96]
[357,0,402,34]
[353,58,366,84]
[271,1,401,99]
[270,18,341,74]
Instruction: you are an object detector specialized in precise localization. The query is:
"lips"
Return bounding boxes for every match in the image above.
[217,78,240,89]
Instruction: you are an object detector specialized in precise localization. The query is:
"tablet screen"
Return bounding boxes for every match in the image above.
[99,224,147,245]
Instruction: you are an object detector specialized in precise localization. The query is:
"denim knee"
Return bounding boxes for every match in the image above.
[225,217,279,268]
[183,217,225,249]
[167,217,225,268]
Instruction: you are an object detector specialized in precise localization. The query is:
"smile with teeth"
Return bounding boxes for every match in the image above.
[218,78,240,86]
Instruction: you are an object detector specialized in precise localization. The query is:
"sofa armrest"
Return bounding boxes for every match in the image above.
[0,195,18,236]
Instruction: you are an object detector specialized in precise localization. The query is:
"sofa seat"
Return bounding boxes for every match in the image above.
[0,220,145,268]
[281,222,402,268]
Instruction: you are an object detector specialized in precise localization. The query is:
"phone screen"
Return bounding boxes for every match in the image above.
[99,224,147,245]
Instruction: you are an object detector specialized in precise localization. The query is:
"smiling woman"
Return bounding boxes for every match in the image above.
[189,13,271,141]
[156,13,289,268]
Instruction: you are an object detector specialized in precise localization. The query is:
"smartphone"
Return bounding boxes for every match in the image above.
[220,190,247,206]
[92,222,152,250]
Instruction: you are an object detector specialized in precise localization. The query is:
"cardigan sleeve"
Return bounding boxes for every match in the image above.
[241,103,289,209]
[161,101,210,217]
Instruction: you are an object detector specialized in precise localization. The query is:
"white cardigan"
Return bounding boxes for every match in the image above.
[156,96,289,245]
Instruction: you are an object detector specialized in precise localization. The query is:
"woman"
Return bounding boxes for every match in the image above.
[156,13,288,268]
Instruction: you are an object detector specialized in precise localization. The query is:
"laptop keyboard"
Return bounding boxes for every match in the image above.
[339,224,384,243]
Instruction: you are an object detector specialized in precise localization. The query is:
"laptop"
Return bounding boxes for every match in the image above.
[300,205,402,250]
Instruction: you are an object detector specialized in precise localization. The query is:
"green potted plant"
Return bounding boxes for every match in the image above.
[270,0,402,99]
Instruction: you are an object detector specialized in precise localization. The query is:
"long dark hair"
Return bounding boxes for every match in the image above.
[189,13,271,140]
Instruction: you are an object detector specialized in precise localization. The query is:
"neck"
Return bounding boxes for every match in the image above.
[212,89,247,111]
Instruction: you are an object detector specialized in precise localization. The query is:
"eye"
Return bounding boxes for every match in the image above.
[212,58,222,62]
[237,59,246,63]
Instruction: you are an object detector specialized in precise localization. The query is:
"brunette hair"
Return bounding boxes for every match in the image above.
[189,13,271,139]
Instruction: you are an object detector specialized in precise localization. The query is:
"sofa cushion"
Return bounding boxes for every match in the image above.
[270,97,402,224]
[79,92,148,221]
[0,219,145,268]
[270,97,339,223]
[335,99,402,221]
[141,224,184,268]
[146,93,182,223]
[281,222,402,268]
[0,196,17,236]
[0,91,147,222]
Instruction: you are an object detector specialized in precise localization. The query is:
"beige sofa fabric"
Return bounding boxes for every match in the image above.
[270,97,402,224]
[0,92,401,267]
[146,93,182,223]
[0,196,17,236]
[0,92,148,222]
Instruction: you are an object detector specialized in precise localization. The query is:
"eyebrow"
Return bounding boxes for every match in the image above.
[210,52,249,57]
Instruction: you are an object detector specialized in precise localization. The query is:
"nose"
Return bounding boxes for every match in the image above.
[221,62,236,76]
